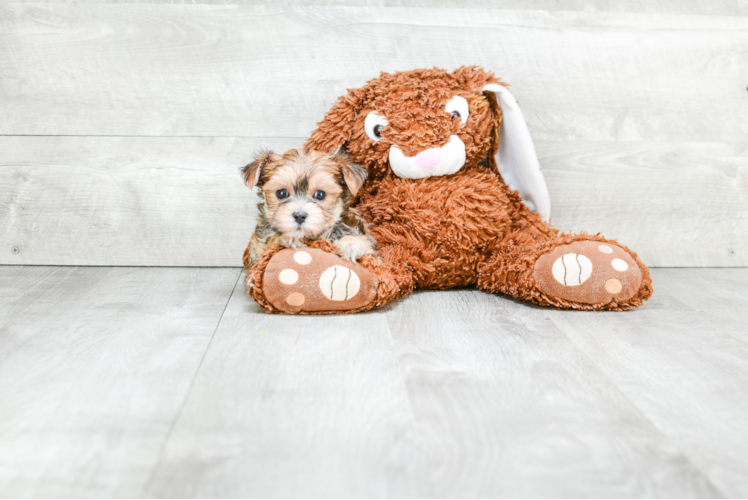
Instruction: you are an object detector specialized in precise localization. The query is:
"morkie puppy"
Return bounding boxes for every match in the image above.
[242,148,377,268]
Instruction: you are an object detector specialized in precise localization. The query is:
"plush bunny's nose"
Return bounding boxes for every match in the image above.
[415,149,442,170]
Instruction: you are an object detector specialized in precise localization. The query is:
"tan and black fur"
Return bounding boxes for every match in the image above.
[241,148,376,268]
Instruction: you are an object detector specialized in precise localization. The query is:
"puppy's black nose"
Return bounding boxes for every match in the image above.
[293,212,307,224]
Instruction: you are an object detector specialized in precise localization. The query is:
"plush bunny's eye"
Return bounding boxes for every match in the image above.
[365,111,389,141]
[445,96,469,127]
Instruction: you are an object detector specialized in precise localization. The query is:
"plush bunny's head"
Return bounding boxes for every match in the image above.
[305,65,551,222]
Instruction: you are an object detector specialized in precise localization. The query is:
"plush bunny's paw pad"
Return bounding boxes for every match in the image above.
[533,241,642,306]
[263,248,378,313]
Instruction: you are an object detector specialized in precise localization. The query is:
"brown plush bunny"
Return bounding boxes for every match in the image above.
[244,66,653,314]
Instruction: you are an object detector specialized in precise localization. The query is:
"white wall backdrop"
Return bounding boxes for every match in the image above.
[1,2,746,266]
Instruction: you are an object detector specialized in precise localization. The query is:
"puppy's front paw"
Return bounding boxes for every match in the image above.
[334,235,376,262]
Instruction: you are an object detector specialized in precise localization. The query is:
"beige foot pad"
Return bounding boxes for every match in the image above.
[534,241,642,305]
[263,248,378,313]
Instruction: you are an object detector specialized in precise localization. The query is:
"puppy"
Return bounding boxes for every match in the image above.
[241,148,377,268]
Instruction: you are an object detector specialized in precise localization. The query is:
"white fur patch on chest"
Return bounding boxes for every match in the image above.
[388,135,466,179]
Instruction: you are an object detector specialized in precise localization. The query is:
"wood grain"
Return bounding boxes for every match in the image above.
[380,286,725,497]
[1,267,747,497]
[1,4,746,267]
[144,272,722,497]
[548,268,748,498]
[0,265,240,497]
[1,5,747,142]
[144,300,414,497]
[0,136,298,266]
[543,141,748,267]
[1,136,744,267]
[10,0,748,16]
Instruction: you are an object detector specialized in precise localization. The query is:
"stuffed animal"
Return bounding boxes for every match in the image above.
[244,66,653,314]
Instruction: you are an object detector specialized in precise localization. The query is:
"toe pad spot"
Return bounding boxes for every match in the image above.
[279,269,299,284]
[286,292,305,306]
[320,265,360,301]
[611,258,628,271]
[294,251,312,265]
[605,279,623,294]
[552,253,592,286]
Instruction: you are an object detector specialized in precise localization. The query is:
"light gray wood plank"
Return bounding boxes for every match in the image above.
[0,265,240,497]
[649,267,748,335]
[548,268,748,498]
[544,141,748,267]
[2,136,746,267]
[0,136,299,267]
[1,5,747,142]
[146,281,718,497]
[8,0,748,17]
[381,288,719,497]
[144,294,415,497]
[1,266,746,497]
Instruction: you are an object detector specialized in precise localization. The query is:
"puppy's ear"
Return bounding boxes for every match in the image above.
[333,151,367,196]
[305,87,366,153]
[241,150,277,189]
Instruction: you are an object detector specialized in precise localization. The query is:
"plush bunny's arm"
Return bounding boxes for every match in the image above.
[482,84,551,223]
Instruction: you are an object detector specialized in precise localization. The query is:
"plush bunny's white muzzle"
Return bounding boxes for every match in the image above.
[389,135,466,179]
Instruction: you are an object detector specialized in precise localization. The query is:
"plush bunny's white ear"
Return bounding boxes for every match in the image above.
[482,84,551,223]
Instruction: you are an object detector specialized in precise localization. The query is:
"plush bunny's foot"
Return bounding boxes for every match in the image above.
[260,247,378,314]
[533,240,645,307]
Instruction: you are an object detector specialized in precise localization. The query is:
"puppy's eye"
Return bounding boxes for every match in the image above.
[445,96,469,127]
[313,190,326,201]
[364,111,389,142]
[276,189,289,199]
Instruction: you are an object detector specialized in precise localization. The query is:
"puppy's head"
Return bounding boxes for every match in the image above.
[241,148,366,240]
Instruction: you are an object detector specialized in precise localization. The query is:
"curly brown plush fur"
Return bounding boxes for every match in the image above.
[246,66,652,313]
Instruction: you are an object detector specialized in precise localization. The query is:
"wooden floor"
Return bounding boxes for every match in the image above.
[0,266,746,498]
